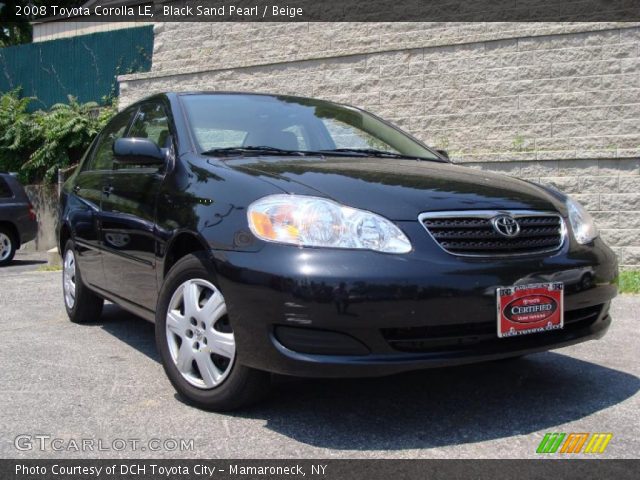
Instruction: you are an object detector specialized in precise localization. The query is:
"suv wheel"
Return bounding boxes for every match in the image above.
[0,227,16,266]
[156,253,270,411]
[63,240,104,323]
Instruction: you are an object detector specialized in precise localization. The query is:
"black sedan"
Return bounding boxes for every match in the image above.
[58,92,618,410]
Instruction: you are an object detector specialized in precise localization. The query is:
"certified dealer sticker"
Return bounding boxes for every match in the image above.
[497,282,564,338]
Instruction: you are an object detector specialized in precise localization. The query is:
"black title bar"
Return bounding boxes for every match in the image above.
[2,459,639,480]
[15,0,640,23]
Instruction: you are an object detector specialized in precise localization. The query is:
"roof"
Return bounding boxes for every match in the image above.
[126,91,356,109]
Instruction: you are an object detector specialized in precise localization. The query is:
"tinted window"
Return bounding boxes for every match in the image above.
[110,102,171,171]
[84,111,132,171]
[180,94,439,160]
[128,102,171,147]
[0,177,13,198]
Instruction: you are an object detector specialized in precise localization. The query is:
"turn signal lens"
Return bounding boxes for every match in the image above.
[249,211,276,239]
[247,195,411,254]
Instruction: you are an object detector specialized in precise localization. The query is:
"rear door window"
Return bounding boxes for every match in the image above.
[0,177,13,198]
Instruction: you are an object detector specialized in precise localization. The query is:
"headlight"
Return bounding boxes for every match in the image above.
[247,194,412,253]
[566,196,598,244]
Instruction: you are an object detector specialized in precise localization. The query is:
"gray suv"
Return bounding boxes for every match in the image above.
[0,173,37,265]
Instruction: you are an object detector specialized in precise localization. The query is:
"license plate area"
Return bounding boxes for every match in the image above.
[497,282,564,338]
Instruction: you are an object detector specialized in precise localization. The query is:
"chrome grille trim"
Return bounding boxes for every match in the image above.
[418,210,566,257]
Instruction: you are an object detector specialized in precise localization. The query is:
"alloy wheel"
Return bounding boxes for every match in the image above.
[0,233,12,262]
[165,279,236,389]
[63,249,77,309]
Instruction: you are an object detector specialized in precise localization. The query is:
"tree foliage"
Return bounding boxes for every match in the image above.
[0,89,37,170]
[0,1,85,46]
[0,89,116,183]
[0,1,31,46]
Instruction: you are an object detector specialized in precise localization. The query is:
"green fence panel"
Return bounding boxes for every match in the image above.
[0,26,153,110]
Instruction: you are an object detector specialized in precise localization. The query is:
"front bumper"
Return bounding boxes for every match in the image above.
[212,226,618,378]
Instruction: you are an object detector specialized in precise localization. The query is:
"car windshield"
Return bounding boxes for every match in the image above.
[180,94,442,161]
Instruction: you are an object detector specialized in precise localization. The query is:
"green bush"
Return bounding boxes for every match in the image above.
[0,89,116,183]
[618,270,640,294]
[0,90,38,175]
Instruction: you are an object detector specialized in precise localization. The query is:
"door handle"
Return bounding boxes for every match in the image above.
[102,185,114,196]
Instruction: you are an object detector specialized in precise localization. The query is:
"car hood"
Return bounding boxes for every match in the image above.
[224,156,564,220]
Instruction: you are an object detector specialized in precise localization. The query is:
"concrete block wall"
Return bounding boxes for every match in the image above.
[119,22,640,267]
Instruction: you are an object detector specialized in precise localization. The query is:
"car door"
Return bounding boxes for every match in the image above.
[69,110,133,289]
[100,100,172,311]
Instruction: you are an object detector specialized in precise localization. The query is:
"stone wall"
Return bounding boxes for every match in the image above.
[119,22,640,267]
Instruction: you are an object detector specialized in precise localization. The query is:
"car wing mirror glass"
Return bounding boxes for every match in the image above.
[113,138,165,165]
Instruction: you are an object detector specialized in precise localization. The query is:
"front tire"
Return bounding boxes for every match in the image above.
[155,253,270,411]
[0,227,16,266]
[62,240,104,323]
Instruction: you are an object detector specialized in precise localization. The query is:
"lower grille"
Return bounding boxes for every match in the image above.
[382,304,604,353]
[419,210,564,256]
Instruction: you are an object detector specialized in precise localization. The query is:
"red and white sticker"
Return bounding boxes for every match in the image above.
[497,282,564,338]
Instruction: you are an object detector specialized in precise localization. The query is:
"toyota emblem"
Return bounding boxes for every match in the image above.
[491,215,520,237]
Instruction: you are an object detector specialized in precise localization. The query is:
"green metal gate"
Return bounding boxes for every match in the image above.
[0,26,153,110]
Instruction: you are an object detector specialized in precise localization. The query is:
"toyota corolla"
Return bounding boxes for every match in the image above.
[58,92,618,410]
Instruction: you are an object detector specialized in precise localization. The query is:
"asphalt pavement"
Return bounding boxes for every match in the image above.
[1,251,638,459]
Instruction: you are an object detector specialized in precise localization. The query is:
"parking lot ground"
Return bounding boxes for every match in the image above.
[0,254,638,459]
[4,250,48,274]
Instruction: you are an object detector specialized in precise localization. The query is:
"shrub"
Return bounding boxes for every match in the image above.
[0,90,116,183]
[0,89,38,175]
[27,97,116,181]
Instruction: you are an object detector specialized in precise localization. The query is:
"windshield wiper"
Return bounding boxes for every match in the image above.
[319,148,438,161]
[201,146,312,157]
[202,146,442,162]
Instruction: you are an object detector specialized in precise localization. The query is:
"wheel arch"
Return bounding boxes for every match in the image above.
[0,221,19,249]
[59,223,72,255]
[162,231,211,282]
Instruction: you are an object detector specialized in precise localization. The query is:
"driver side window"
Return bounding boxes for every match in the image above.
[115,102,171,170]
[83,111,133,172]
[128,102,171,147]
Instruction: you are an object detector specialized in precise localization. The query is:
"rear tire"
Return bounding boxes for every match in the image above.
[62,240,104,323]
[0,226,16,266]
[155,252,271,411]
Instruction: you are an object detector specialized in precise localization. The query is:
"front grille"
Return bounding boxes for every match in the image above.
[420,211,564,256]
[381,304,604,353]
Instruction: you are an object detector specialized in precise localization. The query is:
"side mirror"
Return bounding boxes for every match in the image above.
[113,138,165,165]
[435,149,450,160]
